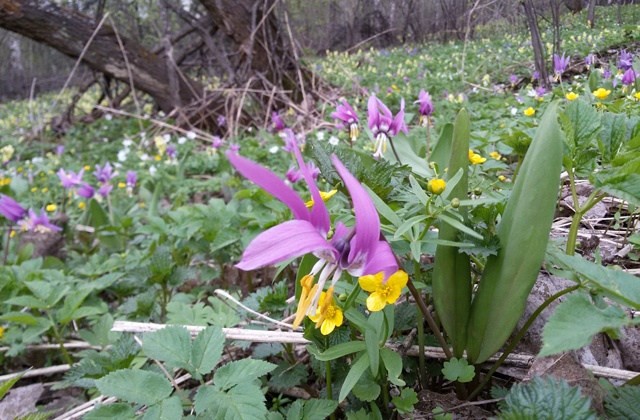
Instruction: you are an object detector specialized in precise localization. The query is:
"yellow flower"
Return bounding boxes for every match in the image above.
[634,92,640,100]
[118,182,126,188]
[469,149,486,165]
[305,190,338,208]
[524,107,535,116]
[293,275,319,329]
[17,167,23,173]
[499,175,506,181]
[593,88,611,100]
[31,187,38,192]
[46,204,57,212]
[358,270,408,312]
[565,92,579,101]
[9,230,15,238]
[78,202,86,210]
[84,165,91,171]
[42,188,48,193]
[489,152,502,160]
[139,203,146,207]
[428,179,446,195]
[309,288,343,335]
[0,326,4,340]
[155,155,162,161]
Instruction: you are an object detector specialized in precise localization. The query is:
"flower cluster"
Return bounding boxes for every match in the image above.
[0,194,61,233]
[469,149,487,165]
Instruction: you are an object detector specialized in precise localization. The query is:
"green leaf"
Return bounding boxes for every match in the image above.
[268,361,307,391]
[380,348,406,386]
[166,301,215,326]
[393,215,428,240]
[16,412,54,420]
[496,376,597,420]
[363,184,402,228]
[142,325,192,370]
[563,99,601,155]
[592,172,640,207]
[0,370,27,400]
[194,383,267,420]
[391,388,419,414]
[213,359,276,390]
[598,112,627,163]
[409,175,429,206]
[436,213,483,240]
[429,123,454,173]
[297,399,339,420]
[338,352,370,402]
[604,385,640,420]
[83,404,136,420]
[539,293,633,357]
[0,311,38,325]
[313,340,367,361]
[352,368,381,402]
[441,357,475,382]
[365,325,380,376]
[6,295,48,309]
[143,396,184,420]
[95,369,173,406]
[16,243,34,264]
[190,326,225,379]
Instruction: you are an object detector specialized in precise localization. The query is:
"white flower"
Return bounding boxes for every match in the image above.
[186,131,196,140]
[510,107,518,115]
[162,134,171,143]
[113,162,123,168]
[122,139,133,147]
[105,114,113,121]
[149,165,157,176]
[178,136,187,144]
[140,153,149,161]
[269,146,279,154]
[117,149,129,162]
[316,131,325,141]
[329,136,339,146]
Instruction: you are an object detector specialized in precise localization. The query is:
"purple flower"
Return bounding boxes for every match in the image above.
[93,163,118,183]
[554,53,570,78]
[126,170,137,188]
[217,115,226,127]
[622,68,637,85]
[229,143,241,153]
[532,71,539,80]
[272,112,285,131]
[225,146,398,319]
[603,67,613,79]
[57,168,84,188]
[585,53,594,66]
[212,136,224,149]
[166,145,177,159]
[77,183,94,199]
[612,78,618,88]
[56,145,65,155]
[414,89,434,126]
[331,100,360,141]
[367,95,408,159]
[619,49,634,71]
[286,167,303,183]
[536,86,547,97]
[282,129,305,153]
[0,194,26,222]
[510,75,518,85]
[98,183,113,197]
[17,207,62,232]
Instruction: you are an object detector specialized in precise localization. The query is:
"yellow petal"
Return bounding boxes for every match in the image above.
[320,319,336,335]
[387,270,408,290]
[359,273,383,292]
[366,292,387,312]
[331,308,343,327]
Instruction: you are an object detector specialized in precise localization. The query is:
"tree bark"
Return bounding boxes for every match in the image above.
[0,0,203,114]
[587,0,597,28]
[522,0,550,90]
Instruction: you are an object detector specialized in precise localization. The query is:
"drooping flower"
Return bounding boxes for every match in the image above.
[367,95,408,159]
[57,168,84,189]
[229,143,241,153]
[593,88,611,100]
[554,53,570,80]
[212,136,224,149]
[358,270,408,312]
[0,194,26,222]
[619,49,634,71]
[622,69,637,85]
[331,100,360,142]
[93,163,118,183]
[282,129,306,153]
[126,170,137,196]
[427,179,446,195]
[77,183,95,199]
[308,289,343,335]
[17,207,62,232]
[509,75,518,85]
[226,147,398,330]
[566,92,579,100]
[286,167,303,183]
[98,183,113,197]
[603,67,613,79]
[414,90,434,127]
[272,112,285,131]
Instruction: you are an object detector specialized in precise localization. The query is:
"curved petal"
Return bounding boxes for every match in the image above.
[366,292,387,312]
[226,150,309,222]
[390,98,408,136]
[236,220,336,271]
[331,155,380,266]
[330,222,349,245]
[358,272,383,292]
[293,146,330,234]
[367,95,380,131]
[375,97,393,120]
[357,240,398,279]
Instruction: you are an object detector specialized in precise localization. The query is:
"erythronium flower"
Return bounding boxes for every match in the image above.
[358,270,408,312]
[212,136,224,149]
[531,71,539,81]
[308,289,343,335]
[622,69,637,85]
[553,53,570,81]
[585,53,594,68]
[18,207,61,232]
[56,145,65,155]
[331,99,360,142]
[226,147,398,330]
[619,49,634,71]
[509,75,518,85]
[77,183,94,199]
[414,89,434,126]
[0,194,26,222]
[57,168,84,189]
[286,166,303,183]
[229,143,240,153]
[126,170,137,196]
[93,163,118,183]
[603,68,613,79]
[166,145,177,159]
[98,183,113,197]
[368,95,408,159]
[272,112,285,131]
[282,129,306,153]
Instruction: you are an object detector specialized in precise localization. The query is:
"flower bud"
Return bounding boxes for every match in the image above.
[451,198,460,208]
[428,179,446,195]
[338,293,347,301]
[473,187,483,196]
[429,162,436,169]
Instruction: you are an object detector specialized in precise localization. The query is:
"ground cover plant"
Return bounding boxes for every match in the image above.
[1,2,640,419]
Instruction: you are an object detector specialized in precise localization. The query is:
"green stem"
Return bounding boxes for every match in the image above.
[469,254,485,272]
[406,278,452,360]
[468,284,581,400]
[388,137,403,166]
[3,224,12,266]
[512,158,523,183]
[415,261,427,389]
[381,376,390,413]
[325,359,336,420]
[48,314,74,367]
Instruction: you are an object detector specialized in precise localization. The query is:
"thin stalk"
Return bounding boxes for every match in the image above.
[426,120,431,158]
[566,189,607,256]
[381,376,390,413]
[415,260,427,389]
[3,224,12,265]
[512,158,523,183]
[406,278,452,360]
[388,137,403,166]
[468,284,581,400]
[326,359,336,420]
[48,314,74,367]
[246,270,254,293]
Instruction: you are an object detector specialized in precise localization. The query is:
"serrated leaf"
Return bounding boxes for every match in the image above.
[497,376,597,420]
[194,383,267,420]
[267,361,307,391]
[604,385,640,420]
[391,388,418,414]
[441,357,475,382]
[95,369,172,406]
[598,112,627,163]
[143,396,183,420]
[213,359,276,390]
[540,293,633,357]
[563,99,601,155]
[166,301,215,326]
[298,399,339,420]
[142,325,192,370]
[190,326,225,379]
[0,370,26,400]
[83,404,136,420]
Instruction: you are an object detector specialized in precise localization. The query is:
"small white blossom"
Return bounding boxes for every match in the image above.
[105,114,113,121]
[510,107,518,115]
[316,131,325,141]
[122,139,133,147]
[186,131,196,140]
[162,134,171,143]
[149,165,157,176]
[178,136,187,144]
[140,153,149,161]
[329,136,340,146]
[269,146,279,154]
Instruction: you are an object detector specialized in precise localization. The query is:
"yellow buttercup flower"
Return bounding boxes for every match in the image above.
[524,107,535,116]
[9,230,15,238]
[358,270,408,312]
[305,190,338,208]
[469,149,486,165]
[309,288,343,335]
[428,179,446,195]
[0,326,4,340]
[84,165,91,171]
[31,187,38,192]
[489,152,502,160]
[634,92,640,100]
[118,182,126,188]
[46,204,57,212]
[78,202,86,210]
[565,92,579,101]
[499,175,506,181]
[593,88,611,100]
[42,188,48,193]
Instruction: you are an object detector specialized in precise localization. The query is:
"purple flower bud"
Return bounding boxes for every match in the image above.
[17,207,62,232]
[272,112,285,131]
[554,53,570,75]
[510,75,518,85]
[126,170,137,188]
[0,194,27,222]
[622,68,637,85]
[212,136,224,149]
[166,145,177,159]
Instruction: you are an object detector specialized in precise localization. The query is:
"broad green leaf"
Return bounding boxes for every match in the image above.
[312,340,366,361]
[365,325,379,376]
[0,311,37,325]
[384,133,432,178]
[539,293,634,357]
[343,308,368,334]
[190,326,225,379]
[16,412,54,420]
[338,352,370,402]
[598,112,627,163]
[194,383,267,420]
[95,369,172,406]
[428,123,454,172]
[441,357,475,382]
[363,184,402,228]
[436,213,483,240]
[5,295,48,309]
[391,388,419,414]
[83,404,136,419]
[380,348,406,386]
[142,325,192,370]
[563,99,601,155]
[298,399,339,420]
[592,172,640,207]
[213,359,276,390]
[353,368,381,402]
[143,396,183,420]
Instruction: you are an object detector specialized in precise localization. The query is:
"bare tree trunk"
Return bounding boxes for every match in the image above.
[618,0,623,24]
[0,0,203,114]
[551,0,562,56]
[522,0,550,90]
[587,0,596,28]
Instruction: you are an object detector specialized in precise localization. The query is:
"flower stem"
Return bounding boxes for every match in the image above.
[467,284,581,400]
[415,261,427,388]
[48,314,74,367]
[3,224,12,265]
[406,278,452,360]
[388,138,403,166]
[326,360,336,420]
